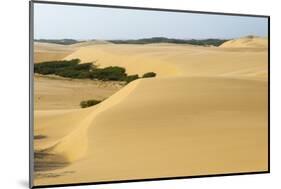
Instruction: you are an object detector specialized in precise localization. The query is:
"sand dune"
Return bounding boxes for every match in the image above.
[34,42,76,63]
[64,42,268,78]
[220,36,268,48]
[34,38,268,186]
[34,41,114,63]
[34,77,268,185]
[65,44,181,77]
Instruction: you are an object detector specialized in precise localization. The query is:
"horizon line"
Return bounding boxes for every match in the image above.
[34,35,268,41]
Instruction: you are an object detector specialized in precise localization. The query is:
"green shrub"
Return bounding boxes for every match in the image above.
[142,72,156,78]
[74,63,93,70]
[80,99,102,108]
[34,59,81,75]
[124,74,139,83]
[91,66,127,81]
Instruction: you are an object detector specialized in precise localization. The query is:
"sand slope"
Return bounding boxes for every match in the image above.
[65,44,180,77]
[34,41,114,63]
[34,77,268,185]
[220,36,268,48]
[34,42,75,63]
[34,74,124,110]
[64,42,268,78]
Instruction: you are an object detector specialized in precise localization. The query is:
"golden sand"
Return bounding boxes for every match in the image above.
[34,74,124,110]
[64,40,267,79]
[33,37,268,186]
[220,36,268,48]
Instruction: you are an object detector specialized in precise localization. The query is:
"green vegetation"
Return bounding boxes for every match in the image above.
[35,37,228,46]
[124,74,139,83]
[109,37,228,46]
[34,59,94,79]
[35,39,82,45]
[34,59,152,83]
[142,72,156,78]
[91,66,126,81]
[80,99,102,108]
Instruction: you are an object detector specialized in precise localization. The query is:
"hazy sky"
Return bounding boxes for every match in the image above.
[34,3,268,40]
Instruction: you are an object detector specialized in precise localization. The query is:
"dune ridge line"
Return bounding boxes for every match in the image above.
[40,79,141,162]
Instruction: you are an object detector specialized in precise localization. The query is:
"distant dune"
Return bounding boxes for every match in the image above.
[64,44,180,77]
[70,40,112,48]
[64,42,267,78]
[220,36,268,48]
[34,36,268,186]
[34,40,112,63]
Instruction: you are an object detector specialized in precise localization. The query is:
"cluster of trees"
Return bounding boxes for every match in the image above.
[109,37,227,46]
[34,59,156,83]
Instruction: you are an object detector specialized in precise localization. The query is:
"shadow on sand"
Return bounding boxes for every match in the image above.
[33,135,74,179]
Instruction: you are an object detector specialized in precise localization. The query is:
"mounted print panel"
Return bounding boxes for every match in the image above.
[30,1,269,188]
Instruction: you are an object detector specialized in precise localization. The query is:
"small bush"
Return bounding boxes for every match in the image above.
[124,74,139,83]
[142,72,156,78]
[80,99,102,108]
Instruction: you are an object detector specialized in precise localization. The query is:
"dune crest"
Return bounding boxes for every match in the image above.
[39,80,140,162]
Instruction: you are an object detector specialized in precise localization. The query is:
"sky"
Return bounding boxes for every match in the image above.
[34,3,268,40]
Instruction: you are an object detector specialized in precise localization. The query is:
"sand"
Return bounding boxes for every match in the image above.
[33,36,268,186]
[34,40,114,63]
[64,41,268,79]
[34,42,75,63]
[220,36,268,48]
[34,74,124,110]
